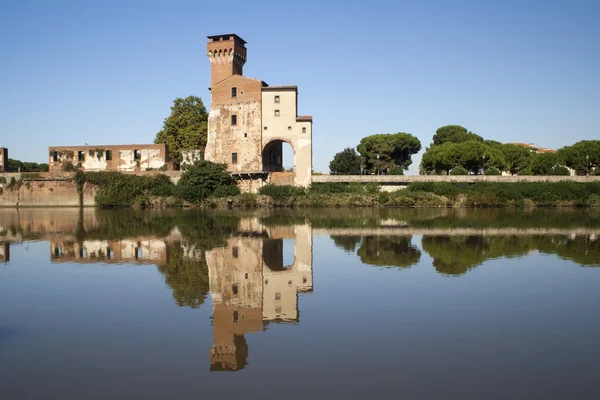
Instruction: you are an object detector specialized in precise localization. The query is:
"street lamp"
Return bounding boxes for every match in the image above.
[586,154,590,176]
[376,154,380,175]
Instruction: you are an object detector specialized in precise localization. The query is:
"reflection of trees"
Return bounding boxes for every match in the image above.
[422,236,532,276]
[356,236,421,268]
[330,235,362,252]
[422,235,600,276]
[534,235,600,267]
[157,242,210,308]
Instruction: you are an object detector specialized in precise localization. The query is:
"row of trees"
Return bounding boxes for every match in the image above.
[329,133,422,175]
[420,125,600,176]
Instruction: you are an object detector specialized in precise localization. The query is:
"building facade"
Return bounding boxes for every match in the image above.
[48,144,169,172]
[0,148,7,172]
[204,34,313,187]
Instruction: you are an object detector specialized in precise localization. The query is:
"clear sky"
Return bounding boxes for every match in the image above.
[1,0,599,173]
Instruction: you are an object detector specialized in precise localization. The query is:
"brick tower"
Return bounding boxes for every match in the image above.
[207,34,247,86]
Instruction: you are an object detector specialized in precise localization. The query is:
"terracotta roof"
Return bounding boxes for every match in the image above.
[296,115,312,121]
[537,148,557,153]
[207,34,246,44]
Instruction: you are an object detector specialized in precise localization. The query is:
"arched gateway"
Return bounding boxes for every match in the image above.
[203,34,312,191]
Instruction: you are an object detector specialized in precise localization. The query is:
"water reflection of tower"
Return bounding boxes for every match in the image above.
[206,222,313,371]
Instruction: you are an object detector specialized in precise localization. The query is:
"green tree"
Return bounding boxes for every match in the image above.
[531,152,561,175]
[329,148,362,175]
[154,96,208,161]
[432,125,483,145]
[558,140,600,175]
[501,144,533,175]
[357,133,421,174]
[7,158,49,172]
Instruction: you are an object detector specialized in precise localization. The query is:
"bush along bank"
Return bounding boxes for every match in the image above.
[74,161,240,208]
[72,169,600,209]
[245,182,600,208]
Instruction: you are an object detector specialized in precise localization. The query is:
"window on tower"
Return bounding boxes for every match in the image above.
[231,87,237,98]
[231,114,237,125]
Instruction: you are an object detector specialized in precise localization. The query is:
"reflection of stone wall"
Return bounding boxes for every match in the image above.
[0,242,9,262]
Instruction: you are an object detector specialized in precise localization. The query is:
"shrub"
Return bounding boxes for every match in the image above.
[64,161,75,171]
[388,166,404,175]
[450,166,469,175]
[551,166,571,176]
[258,184,306,200]
[173,185,210,204]
[484,167,501,175]
[179,161,236,191]
[212,184,241,198]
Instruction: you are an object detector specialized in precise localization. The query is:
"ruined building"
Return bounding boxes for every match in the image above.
[204,34,313,188]
[48,144,169,172]
[0,147,7,172]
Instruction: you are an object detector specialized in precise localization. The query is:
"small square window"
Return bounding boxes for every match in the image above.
[287,126,292,130]
[232,153,238,164]
[264,126,268,131]
[231,114,237,126]
[274,95,280,103]
[275,292,281,301]
[232,284,238,295]
[232,246,239,258]
[106,150,112,161]
[274,110,280,117]
[302,127,307,134]
[231,87,237,98]
[244,132,247,138]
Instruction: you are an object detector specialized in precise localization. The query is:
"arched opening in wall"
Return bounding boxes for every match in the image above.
[262,239,296,271]
[262,140,295,173]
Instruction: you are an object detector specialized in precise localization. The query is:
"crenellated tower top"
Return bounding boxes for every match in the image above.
[207,34,247,87]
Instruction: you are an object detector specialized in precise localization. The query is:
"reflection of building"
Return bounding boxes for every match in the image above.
[206,223,313,371]
[50,239,167,265]
[0,242,9,263]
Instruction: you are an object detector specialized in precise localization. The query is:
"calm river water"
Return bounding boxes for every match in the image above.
[1,208,599,399]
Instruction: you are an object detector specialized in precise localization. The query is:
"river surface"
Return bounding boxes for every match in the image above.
[1,208,599,399]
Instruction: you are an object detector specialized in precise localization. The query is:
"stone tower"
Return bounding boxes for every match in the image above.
[206,34,247,87]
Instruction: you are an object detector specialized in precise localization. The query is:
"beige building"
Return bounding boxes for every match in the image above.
[204,34,313,188]
[48,144,169,172]
[0,242,9,263]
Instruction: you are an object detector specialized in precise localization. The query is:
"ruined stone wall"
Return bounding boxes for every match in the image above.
[0,148,7,172]
[50,238,167,265]
[181,149,204,167]
[0,179,97,207]
[48,144,168,172]
[206,75,263,172]
[237,177,267,194]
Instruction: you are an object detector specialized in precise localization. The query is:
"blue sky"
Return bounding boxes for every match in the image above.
[1,0,598,173]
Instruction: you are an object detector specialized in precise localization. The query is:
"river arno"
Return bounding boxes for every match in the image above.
[1,208,599,399]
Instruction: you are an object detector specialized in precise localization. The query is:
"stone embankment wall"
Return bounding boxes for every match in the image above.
[313,175,600,184]
[0,173,97,207]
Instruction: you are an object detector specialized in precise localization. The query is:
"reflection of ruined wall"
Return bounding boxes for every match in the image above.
[50,239,167,265]
[0,242,9,262]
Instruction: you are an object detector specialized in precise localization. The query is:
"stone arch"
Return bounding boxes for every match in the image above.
[262,138,296,173]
